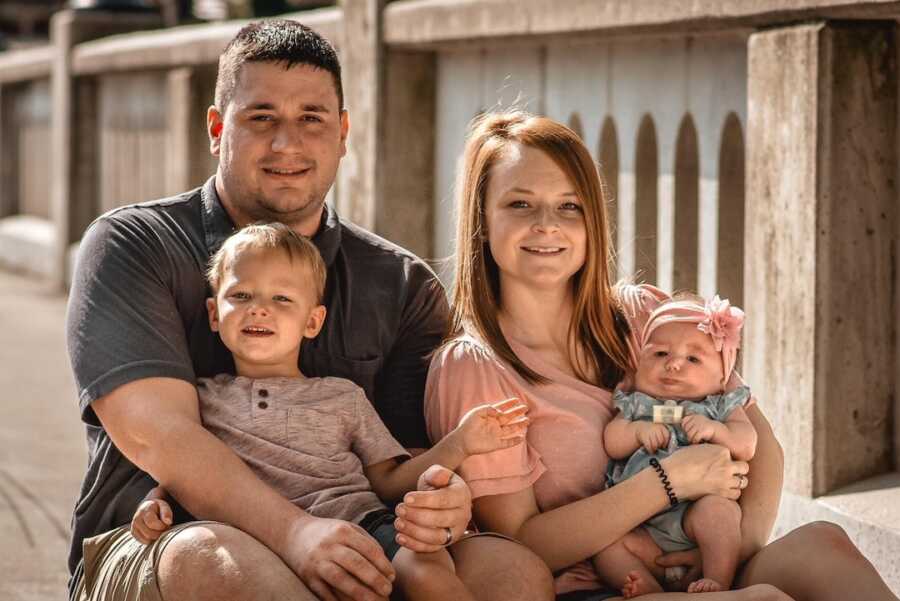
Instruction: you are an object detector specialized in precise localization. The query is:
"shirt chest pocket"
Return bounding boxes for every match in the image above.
[287,406,347,459]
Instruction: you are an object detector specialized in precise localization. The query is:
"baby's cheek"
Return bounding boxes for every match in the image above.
[633,365,657,390]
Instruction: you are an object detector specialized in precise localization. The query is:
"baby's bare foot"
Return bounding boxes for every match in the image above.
[622,571,656,598]
[687,578,723,593]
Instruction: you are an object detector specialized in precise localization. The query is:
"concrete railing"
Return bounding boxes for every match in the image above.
[0,46,54,276]
[0,7,340,285]
[0,0,897,592]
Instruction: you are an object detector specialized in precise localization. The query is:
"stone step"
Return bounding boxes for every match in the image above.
[773,472,900,593]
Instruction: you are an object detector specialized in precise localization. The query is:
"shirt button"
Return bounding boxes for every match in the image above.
[258,401,268,410]
[258,389,269,397]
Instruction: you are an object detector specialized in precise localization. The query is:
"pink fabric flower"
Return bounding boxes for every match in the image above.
[697,295,744,352]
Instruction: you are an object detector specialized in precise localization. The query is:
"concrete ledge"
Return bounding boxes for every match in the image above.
[71,8,342,75]
[773,472,900,593]
[384,0,900,46]
[0,46,53,85]
[0,215,55,278]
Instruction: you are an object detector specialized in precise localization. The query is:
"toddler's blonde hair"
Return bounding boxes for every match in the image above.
[207,222,326,302]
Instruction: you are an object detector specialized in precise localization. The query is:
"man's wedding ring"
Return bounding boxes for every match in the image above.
[443,527,453,546]
[737,474,748,489]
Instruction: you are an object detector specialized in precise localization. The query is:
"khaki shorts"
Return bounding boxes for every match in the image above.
[72,521,220,601]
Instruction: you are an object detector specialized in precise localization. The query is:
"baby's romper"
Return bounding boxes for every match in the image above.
[605,385,751,552]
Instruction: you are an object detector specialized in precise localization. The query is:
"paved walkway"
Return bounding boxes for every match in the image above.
[1,270,85,601]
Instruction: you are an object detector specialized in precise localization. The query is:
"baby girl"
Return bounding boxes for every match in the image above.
[594,294,757,596]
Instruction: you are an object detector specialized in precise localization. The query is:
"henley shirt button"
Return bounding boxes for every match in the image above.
[258,389,269,397]
[258,401,268,409]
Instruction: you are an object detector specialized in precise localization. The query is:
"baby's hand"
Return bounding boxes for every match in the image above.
[130,498,173,545]
[636,422,671,454]
[453,398,529,456]
[682,414,718,444]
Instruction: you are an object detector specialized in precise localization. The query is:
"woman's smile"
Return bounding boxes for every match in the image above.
[520,245,567,256]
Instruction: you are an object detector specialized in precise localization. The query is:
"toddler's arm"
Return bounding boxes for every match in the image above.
[130,485,173,545]
[605,414,671,458]
[682,406,757,461]
[364,398,528,503]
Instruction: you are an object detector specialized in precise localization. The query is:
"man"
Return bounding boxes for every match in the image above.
[66,19,553,601]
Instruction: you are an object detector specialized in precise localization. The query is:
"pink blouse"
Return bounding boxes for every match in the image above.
[424,284,668,594]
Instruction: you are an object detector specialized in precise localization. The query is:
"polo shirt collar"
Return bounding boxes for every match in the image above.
[201,177,237,255]
[200,176,342,266]
[313,199,342,267]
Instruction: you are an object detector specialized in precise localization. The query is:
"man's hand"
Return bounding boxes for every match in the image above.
[636,421,671,454]
[393,465,472,552]
[283,515,395,601]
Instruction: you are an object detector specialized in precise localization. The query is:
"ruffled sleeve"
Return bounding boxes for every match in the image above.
[425,337,547,498]
[612,389,640,420]
[714,385,752,420]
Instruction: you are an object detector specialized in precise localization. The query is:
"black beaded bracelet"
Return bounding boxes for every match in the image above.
[648,457,679,507]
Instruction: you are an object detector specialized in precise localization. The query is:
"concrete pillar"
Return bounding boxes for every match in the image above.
[672,115,699,294]
[0,85,18,218]
[166,68,194,196]
[745,22,897,497]
[338,0,383,231]
[635,115,658,285]
[165,66,218,196]
[376,50,436,258]
[599,117,619,275]
[339,0,437,258]
[69,78,98,241]
[48,9,161,290]
[716,113,745,308]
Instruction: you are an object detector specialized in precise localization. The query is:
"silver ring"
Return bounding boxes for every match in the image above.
[737,474,747,488]
[443,527,453,546]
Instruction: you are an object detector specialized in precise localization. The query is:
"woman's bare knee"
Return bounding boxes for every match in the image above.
[394,547,456,578]
[786,521,856,555]
[740,584,795,601]
[157,523,315,601]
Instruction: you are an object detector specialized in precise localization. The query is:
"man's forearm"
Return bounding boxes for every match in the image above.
[144,417,310,559]
[94,377,311,561]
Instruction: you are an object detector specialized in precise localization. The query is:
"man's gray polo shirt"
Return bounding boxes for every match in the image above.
[65,177,449,579]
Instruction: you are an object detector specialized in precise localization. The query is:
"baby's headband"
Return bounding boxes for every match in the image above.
[641,295,745,384]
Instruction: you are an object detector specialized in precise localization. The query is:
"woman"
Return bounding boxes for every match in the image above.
[425,111,898,601]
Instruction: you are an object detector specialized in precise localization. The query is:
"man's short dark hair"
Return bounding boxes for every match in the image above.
[215,19,343,113]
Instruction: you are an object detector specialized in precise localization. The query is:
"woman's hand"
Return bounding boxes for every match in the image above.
[656,548,703,591]
[661,444,749,501]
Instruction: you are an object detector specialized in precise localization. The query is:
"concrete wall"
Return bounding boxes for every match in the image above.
[745,21,897,498]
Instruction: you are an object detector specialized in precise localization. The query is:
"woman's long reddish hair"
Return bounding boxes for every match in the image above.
[449,111,630,387]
